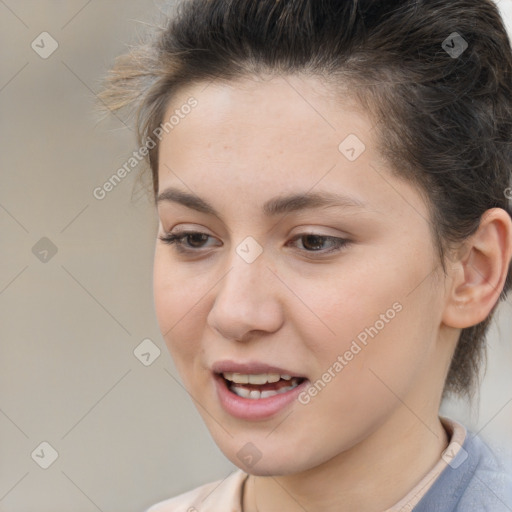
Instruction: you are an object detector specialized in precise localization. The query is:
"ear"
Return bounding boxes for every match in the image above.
[442,208,512,329]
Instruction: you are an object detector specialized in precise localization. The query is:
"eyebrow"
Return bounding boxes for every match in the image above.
[156,186,368,218]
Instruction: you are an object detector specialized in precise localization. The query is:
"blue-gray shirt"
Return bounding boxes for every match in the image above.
[414,431,512,511]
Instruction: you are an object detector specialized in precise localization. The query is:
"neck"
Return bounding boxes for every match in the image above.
[244,410,449,512]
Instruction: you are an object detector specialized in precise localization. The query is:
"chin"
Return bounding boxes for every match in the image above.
[215,437,327,477]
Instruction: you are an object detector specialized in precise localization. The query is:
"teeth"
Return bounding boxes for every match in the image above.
[225,372,248,384]
[248,373,280,385]
[229,378,302,399]
[223,372,291,384]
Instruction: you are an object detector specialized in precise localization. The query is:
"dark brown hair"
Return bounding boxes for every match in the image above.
[98,0,512,399]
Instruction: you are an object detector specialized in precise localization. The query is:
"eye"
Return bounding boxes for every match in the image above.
[287,233,350,254]
[158,230,351,257]
[158,231,218,253]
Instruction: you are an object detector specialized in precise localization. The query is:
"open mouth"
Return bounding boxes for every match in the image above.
[219,372,307,399]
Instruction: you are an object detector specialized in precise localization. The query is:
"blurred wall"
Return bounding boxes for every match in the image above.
[0,1,511,511]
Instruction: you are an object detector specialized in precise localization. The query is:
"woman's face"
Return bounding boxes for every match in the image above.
[153,75,452,475]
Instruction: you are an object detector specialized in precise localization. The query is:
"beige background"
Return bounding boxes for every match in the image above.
[0,1,511,511]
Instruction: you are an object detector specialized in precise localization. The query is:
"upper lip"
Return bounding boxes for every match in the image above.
[212,360,306,378]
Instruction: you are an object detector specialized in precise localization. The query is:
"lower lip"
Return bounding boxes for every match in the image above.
[213,373,309,421]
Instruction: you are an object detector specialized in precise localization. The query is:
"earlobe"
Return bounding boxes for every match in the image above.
[442,208,512,329]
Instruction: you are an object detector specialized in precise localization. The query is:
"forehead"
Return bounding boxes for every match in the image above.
[158,75,374,178]
[156,75,429,226]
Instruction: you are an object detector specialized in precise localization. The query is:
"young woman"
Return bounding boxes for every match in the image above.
[99,0,512,510]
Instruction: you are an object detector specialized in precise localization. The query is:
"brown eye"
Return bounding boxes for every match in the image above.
[288,234,351,255]
[301,234,328,251]
[158,231,219,253]
[185,232,210,248]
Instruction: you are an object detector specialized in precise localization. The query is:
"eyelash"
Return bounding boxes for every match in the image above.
[158,230,351,257]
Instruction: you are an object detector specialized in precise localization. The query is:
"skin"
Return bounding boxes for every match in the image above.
[152,74,512,512]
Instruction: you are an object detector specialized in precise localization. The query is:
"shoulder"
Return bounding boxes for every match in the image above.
[415,425,512,512]
[145,469,249,512]
[453,433,512,511]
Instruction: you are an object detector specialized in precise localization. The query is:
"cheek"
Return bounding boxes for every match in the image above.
[152,250,206,367]
[303,247,441,381]
[298,258,401,357]
[153,251,178,334]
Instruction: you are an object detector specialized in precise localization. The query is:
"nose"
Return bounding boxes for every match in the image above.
[206,250,284,342]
